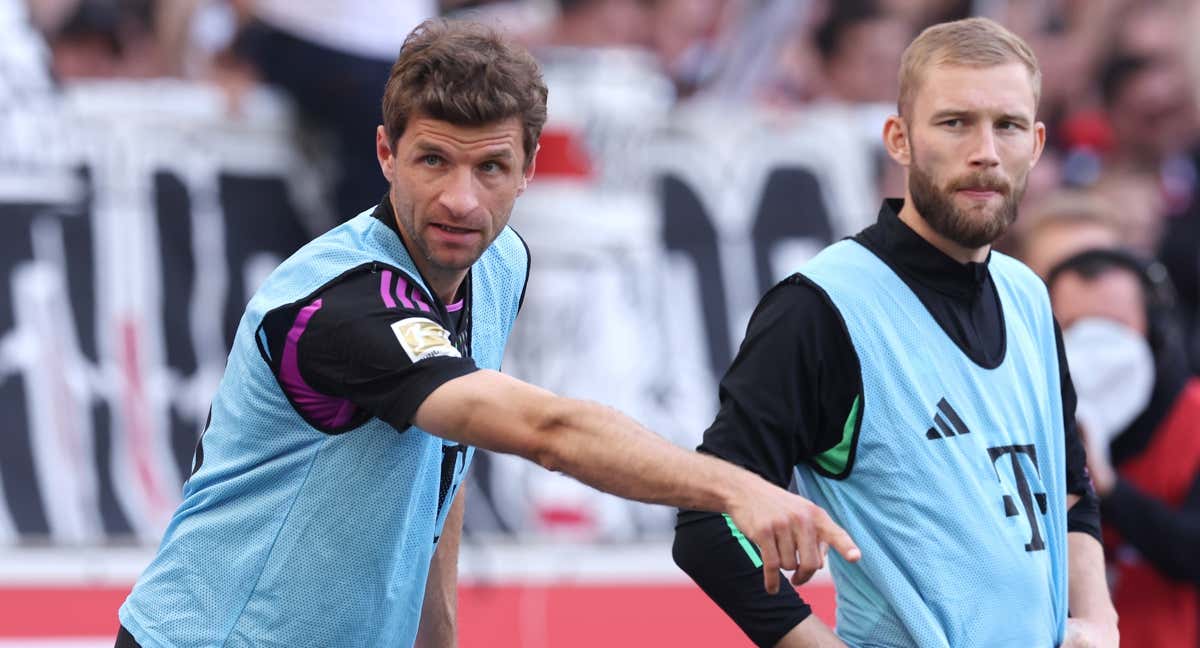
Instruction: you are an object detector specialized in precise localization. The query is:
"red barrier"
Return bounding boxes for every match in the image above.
[0,583,838,646]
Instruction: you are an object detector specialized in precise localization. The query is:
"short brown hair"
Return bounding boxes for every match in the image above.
[382,20,548,167]
[897,17,1041,117]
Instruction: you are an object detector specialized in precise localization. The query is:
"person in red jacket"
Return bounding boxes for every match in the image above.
[1048,248,1200,648]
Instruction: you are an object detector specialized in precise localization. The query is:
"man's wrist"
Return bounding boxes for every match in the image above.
[1070,603,1120,632]
[716,461,757,515]
[694,451,754,514]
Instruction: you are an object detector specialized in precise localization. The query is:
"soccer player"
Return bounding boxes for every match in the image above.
[115,20,859,648]
[673,17,1119,648]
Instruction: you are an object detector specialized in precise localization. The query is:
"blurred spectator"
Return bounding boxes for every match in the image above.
[1111,0,1183,61]
[236,0,434,221]
[44,0,123,78]
[439,0,552,41]
[1089,170,1168,257]
[1047,248,1200,648]
[811,0,909,103]
[798,0,911,202]
[877,0,968,29]
[153,0,242,79]
[546,0,653,48]
[693,0,812,103]
[997,0,1122,123]
[1005,190,1122,278]
[1101,53,1198,179]
[650,0,733,98]
[1187,0,1200,110]
[1154,2,1200,370]
[529,0,672,190]
[1158,198,1200,373]
[1095,46,1200,368]
[37,0,164,78]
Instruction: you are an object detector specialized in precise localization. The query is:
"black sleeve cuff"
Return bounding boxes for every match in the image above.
[673,510,812,647]
[1067,488,1102,543]
[376,358,479,431]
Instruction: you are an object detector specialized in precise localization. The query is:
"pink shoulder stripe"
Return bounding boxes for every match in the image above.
[409,284,433,313]
[379,270,397,308]
[393,275,417,310]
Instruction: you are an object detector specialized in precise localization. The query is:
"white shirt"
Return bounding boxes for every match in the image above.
[0,0,52,95]
[253,0,434,61]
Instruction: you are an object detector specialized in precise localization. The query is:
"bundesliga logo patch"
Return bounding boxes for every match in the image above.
[390,317,462,362]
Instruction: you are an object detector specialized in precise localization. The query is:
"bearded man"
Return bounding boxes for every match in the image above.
[673,17,1119,648]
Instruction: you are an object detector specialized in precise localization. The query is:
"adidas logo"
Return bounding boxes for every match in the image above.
[925,398,971,440]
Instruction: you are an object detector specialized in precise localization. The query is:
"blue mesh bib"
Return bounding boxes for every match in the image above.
[120,210,528,647]
[796,241,1067,648]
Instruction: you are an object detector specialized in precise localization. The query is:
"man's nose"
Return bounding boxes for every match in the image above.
[967,126,1001,168]
[438,167,480,217]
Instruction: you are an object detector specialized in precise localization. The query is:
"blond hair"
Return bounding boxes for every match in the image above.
[1019,190,1122,239]
[898,17,1041,117]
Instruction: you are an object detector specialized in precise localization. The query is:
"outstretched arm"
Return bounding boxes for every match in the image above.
[414,369,861,594]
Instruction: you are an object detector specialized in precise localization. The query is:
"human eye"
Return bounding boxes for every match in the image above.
[421,154,443,167]
[478,160,509,175]
[940,118,963,128]
[996,120,1024,132]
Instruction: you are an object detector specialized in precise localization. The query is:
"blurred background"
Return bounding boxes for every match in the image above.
[1,0,1198,645]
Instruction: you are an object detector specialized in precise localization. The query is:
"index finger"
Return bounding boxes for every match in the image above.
[815,510,861,562]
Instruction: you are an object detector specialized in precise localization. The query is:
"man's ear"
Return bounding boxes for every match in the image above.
[882,115,911,167]
[1030,121,1047,170]
[518,143,539,195]
[376,125,394,179]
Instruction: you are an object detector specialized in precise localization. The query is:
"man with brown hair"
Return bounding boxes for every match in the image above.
[674,17,1118,648]
[114,20,859,648]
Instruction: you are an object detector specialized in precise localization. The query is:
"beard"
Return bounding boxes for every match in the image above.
[392,193,492,273]
[908,151,1026,249]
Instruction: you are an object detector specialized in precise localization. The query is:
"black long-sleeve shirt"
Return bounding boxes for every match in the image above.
[696,199,1100,538]
[1103,350,1200,583]
[1103,477,1200,582]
